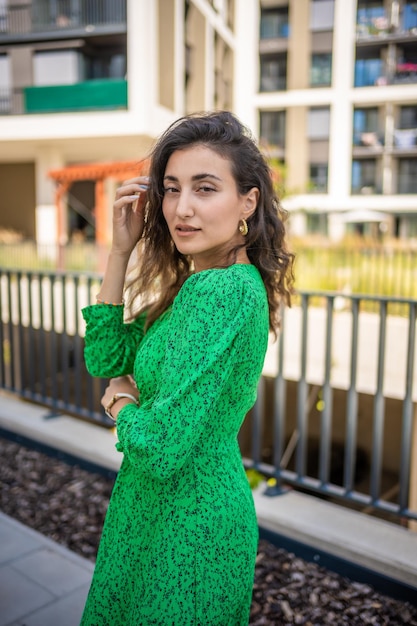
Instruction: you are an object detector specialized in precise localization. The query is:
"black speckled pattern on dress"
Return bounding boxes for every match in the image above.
[80,264,269,626]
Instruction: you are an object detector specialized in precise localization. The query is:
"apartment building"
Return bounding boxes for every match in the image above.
[0,0,256,249]
[2,0,415,248]
[258,0,417,240]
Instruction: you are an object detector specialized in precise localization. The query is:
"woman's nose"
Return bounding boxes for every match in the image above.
[175,191,194,218]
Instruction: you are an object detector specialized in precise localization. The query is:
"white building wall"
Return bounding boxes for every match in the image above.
[233,0,259,132]
[327,0,356,202]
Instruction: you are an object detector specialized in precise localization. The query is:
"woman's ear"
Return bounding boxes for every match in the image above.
[242,187,259,219]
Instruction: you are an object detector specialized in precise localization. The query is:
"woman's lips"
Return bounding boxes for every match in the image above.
[175,225,201,236]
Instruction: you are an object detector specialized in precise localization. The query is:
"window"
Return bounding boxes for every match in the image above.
[398,158,417,193]
[0,0,7,33]
[309,164,328,192]
[0,53,11,113]
[310,53,332,86]
[353,107,381,145]
[356,0,386,33]
[0,53,10,88]
[310,0,335,31]
[260,54,287,92]
[399,105,417,129]
[308,107,330,139]
[307,212,328,234]
[354,57,384,87]
[403,1,417,30]
[352,159,378,193]
[260,7,289,39]
[357,1,386,31]
[259,111,286,148]
[84,52,126,80]
[395,106,417,147]
[33,50,81,85]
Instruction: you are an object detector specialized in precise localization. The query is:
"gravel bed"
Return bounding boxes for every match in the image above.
[1,435,416,625]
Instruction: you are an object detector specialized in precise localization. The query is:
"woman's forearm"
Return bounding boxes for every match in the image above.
[96,250,131,304]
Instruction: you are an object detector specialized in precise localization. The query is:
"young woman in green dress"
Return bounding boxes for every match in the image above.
[80,111,293,625]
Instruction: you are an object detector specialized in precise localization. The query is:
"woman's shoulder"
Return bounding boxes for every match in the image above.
[176,264,266,309]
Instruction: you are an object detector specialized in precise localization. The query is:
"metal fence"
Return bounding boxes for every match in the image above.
[1,1,126,36]
[0,268,416,523]
[294,243,417,300]
[0,242,416,300]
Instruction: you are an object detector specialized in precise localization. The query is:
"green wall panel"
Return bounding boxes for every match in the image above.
[24,79,128,113]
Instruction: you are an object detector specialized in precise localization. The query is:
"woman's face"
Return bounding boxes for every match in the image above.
[162,145,258,272]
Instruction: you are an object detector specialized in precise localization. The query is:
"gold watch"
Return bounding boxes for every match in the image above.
[105,392,138,421]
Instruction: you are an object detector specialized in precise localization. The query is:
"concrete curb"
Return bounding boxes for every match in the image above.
[254,487,417,588]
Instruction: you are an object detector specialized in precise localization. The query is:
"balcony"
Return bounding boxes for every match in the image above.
[392,61,417,84]
[354,59,417,87]
[352,130,385,156]
[260,54,287,92]
[0,0,127,44]
[23,78,127,114]
[393,128,417,152]
[352,157,382,195]
[259,8,289,55]
[397,158,417,192]
[356,5,417,44]
[260,10,289,40]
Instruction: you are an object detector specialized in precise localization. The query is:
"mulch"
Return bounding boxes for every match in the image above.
[1,436,416,625]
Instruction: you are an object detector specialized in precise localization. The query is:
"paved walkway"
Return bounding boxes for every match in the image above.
[0,511,93,626]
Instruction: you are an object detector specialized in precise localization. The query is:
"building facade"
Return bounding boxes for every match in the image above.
[0,0,252,248]
[258,0,417,240]
[1,0,417,248]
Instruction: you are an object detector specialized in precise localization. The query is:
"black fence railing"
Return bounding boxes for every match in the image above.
[0,269,105,422]
[1,268,416,523]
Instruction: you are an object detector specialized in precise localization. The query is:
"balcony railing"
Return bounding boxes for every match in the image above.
[0,89,12,115]
[0,267,416,524]
[0,0,126,40]
[354,61,417,87]
[260,75,287,92]
[353,130,385,148]
[394,128,417,149]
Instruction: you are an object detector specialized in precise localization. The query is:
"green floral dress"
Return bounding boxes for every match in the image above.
[80,264,269,626]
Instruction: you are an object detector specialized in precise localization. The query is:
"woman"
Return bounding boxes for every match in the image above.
[80,111,293,625]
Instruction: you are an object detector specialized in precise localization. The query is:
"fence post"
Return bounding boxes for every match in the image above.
[409,402,417,532]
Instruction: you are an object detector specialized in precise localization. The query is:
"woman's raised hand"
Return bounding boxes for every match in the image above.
[112,176,149,256]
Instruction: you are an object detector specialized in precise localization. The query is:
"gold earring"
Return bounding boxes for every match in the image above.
[238,218,248,236]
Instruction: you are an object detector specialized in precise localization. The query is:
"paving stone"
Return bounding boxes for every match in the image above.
[12,548,92,596]
[0,565,54,626]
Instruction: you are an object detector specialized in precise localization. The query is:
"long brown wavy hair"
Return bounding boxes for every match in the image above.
[125,110,294,334]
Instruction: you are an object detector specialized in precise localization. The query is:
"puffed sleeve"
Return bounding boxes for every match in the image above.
[115,270,268,480]
[82,304,146,378]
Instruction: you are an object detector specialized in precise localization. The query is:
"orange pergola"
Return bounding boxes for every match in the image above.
[48,159,148,245]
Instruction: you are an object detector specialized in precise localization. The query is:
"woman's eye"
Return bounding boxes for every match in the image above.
[197,185,215,193]
[163,186,179,194]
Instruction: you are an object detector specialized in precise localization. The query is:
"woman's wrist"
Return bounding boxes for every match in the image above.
[108,248,134,262]
[97,251,130,305]
[105,393,139,421]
